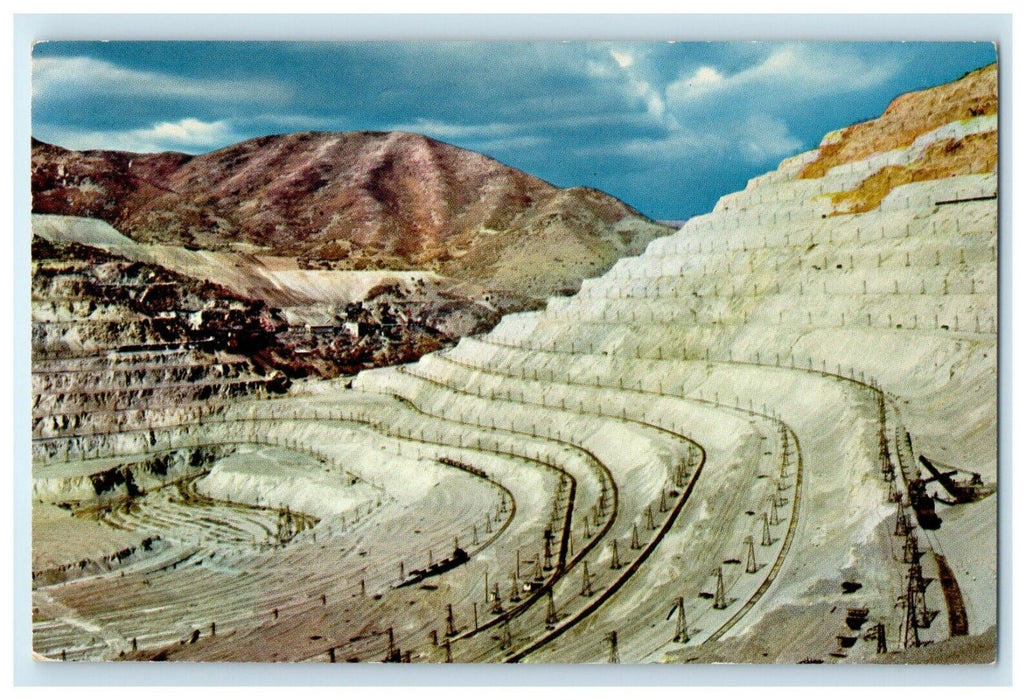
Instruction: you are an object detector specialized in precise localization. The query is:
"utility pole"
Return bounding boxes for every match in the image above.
[443,636,453,663]
[490,583,504,614]
[510,572,521,602]
[903,532,924,565]
[546,588,559,627]
[894,502,913,536]
[646,504,656,530]
[909,563,934,628]
[744,536,758,574]
[631,523,641,550]
[610,540,623,569]
[446,604,457,637]
[581,561,593,596]
[901,573,921,650]
[607,631,620,664]
[779,426,789,479]
[769,495,781,525]
[712,566,728,610]
[670,597,689,643]
[384,627,400,663]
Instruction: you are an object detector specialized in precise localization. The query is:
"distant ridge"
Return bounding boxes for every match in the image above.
[32,131,673,301]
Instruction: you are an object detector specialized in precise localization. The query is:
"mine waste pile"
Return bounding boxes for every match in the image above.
[31,64,997,663]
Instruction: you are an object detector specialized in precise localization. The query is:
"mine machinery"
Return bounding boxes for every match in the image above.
[906,472,942,530]
[395,543,471,589]
[917,455,990,504]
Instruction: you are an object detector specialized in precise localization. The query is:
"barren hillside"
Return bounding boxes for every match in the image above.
[32,131,673,299]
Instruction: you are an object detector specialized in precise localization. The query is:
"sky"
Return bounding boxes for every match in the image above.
[31,41,996,221]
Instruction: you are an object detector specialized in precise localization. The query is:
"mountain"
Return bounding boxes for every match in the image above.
[31,131,672,300]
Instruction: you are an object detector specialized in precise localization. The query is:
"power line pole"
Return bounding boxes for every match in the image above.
[712,566,727,610]
[744,536,758,574]
[446,603,457,637]
[490,583,504,614]
[384,627,400,663]
[894,502,913,536]
[670,596,689,643]
[610,539,623,569]
[581,560,593,596]
[607,631,620,664]
[545,588,559,627]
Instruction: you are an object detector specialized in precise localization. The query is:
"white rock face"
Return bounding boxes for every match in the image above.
[31,109,997,664]
[339,112,997,661]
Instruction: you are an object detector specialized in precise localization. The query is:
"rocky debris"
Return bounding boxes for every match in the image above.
[31,236,291,439]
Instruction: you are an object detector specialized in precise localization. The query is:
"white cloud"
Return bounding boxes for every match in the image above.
[383,119,547,155]
[387,119,521,141]
[32,56,291,103]
[675,66,725,94]
[575,130,722,162]
[667,44,897,104]
[39,118,235,154]
[737,114,803,163]
[598,44,678,130]
[609,49,634,69]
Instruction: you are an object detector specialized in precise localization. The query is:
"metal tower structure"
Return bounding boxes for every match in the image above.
[712,566,728,610]
[610,539,623,570]
[744,536,758,574]
[581,561,593,596]
[669,596,689,643]
[545,588,559,627]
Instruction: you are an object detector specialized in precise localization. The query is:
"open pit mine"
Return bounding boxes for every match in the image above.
[30,64,998,664]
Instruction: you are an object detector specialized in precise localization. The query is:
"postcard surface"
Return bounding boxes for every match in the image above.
[30,41,997,663]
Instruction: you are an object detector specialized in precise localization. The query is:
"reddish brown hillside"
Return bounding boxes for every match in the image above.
[800,63,997,179]
[32,132,670,291]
